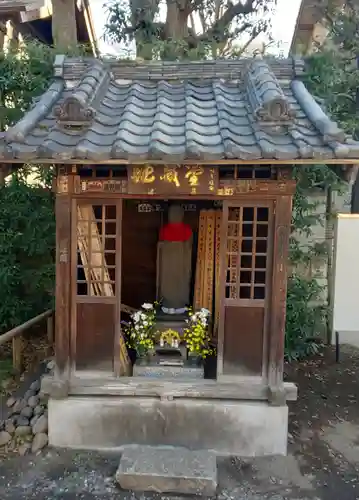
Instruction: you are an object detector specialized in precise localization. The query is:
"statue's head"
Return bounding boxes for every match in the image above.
[168,204,184,223]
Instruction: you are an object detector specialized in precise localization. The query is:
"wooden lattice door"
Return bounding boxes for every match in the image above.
[73,199,128,373]
[218,201,273,379]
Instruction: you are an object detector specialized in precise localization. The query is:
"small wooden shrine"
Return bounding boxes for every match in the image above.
[1,54,358,455]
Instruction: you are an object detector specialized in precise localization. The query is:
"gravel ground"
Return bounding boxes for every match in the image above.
[1,345,359,500]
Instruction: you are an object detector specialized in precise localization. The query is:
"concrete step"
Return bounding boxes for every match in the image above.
[115,445,217,496]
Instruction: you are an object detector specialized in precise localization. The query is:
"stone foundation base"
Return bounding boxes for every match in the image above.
[48,396,288,456]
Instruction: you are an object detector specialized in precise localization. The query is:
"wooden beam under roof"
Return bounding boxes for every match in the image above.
[0,0,98,55]
[19,0,52,22]
[0,0,36,12]
[290,0,346,55]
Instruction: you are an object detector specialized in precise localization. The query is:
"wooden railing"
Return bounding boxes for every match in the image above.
[0,310,54,373]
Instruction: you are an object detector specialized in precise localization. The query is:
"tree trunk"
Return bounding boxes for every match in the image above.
[164,1,189,39]
[52,0,78,49]
[163,0,190,58]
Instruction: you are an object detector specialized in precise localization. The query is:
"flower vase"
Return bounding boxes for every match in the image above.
[203,341,217,379]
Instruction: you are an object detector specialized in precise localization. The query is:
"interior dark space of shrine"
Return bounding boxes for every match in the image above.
[74,164,274,378]
[76,199,219,305]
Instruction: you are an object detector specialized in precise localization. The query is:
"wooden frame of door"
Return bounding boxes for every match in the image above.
[68,194,286,381]
[70,197,123,374]
[217,199,274,382]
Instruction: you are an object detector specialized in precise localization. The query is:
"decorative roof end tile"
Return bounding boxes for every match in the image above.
[53,97,95,128]
[54,59,110,129]
[2,55,359,171]
[245,58,296,125]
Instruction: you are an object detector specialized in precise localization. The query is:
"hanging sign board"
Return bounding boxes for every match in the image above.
[127,165,218,196]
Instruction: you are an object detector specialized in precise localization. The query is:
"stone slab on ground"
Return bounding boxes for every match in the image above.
[116,445,217,496]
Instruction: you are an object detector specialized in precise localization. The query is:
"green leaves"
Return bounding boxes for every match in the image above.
[0,174,55,333]
[0,42,53,131]
[0,40,86,132]
[285,275,326,362]
[284,3,359,361]
[103,0,276,60]
[0,42,84,333]
[304,3,359,139]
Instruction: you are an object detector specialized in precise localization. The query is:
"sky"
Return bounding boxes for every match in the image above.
[90,0,303,57]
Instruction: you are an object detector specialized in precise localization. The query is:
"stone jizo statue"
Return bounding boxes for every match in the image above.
[156,204,192,314]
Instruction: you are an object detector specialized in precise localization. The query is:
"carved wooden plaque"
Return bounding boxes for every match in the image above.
[57,175,68,194]
[128,165,218,196]
[217,179,295,196]
[74,178,128,194]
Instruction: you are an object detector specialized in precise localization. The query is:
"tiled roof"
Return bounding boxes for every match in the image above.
[1,54,359,163]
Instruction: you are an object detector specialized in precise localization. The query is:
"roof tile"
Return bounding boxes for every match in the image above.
[2,55,359,163]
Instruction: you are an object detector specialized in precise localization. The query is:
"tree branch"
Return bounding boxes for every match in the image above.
[200,0,257,41]
[237,29,261,54]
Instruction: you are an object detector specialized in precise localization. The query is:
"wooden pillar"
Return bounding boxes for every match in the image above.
[52,0,78,49]
[0,169,6,187]
[0,22,6,52]
[268,194,293,405]
[0,164,12,186]
[54,170,72,384]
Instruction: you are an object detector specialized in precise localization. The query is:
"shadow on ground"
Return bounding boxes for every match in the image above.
[1,345,359,499]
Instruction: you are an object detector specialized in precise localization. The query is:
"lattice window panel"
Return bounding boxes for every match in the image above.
[76,204,117,296]
[225,206,269,300]
[219,166,273,180]
[77,165,127,179]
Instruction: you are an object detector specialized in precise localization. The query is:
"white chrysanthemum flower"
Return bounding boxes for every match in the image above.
[141,313,146,320]
[135,325,139,331]
[143,321,148,326]
[142,303,153,310]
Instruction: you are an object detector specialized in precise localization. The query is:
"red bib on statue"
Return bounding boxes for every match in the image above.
[159,222,192,242]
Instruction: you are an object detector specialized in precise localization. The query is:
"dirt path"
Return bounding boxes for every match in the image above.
[1,345,359,499]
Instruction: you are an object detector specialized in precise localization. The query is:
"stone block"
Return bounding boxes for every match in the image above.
[48,397,289,456]
[116,445,217,496]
